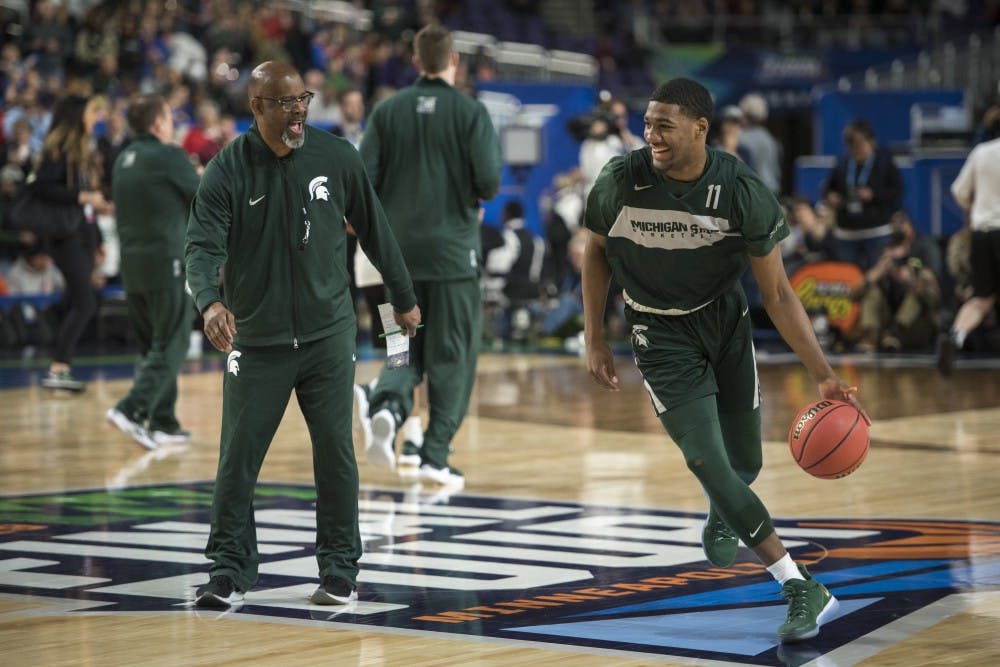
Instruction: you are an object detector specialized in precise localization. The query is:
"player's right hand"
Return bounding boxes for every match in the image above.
[203,301,237,353]
[393,305,421,337]
[587,340,620,391]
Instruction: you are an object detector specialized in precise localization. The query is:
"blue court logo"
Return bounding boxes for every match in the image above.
[1,483,997,665]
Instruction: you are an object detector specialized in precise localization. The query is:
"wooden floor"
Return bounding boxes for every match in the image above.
[1,349,999,666]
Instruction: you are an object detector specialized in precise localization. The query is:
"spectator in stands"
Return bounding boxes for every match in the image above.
[579,115,626,198]
[780,195,836,276]
[738,93,782,195]
[303,69,341,129]
[537,228,587,340]
[331,88,365,149]
[608,97,645,152]
[34,95,112,392]
[97,100,131,189]
[712,105,750,163]
[5,118,35,174]
[823,118,903,271]
[6,243,65,295]
[181,99,224,167]
[481,199,545,342]
[851,235,941,353]
[938,133,1000,375]
[0,163,30,264]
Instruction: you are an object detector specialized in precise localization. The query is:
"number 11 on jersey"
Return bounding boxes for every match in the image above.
[705,184,721,209]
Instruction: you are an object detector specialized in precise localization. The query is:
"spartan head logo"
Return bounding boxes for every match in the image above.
[631,324,650,349]
[308,176,330,202]
[227,350,242,376]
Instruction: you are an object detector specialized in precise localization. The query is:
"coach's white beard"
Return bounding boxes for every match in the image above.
[282,129,305,149]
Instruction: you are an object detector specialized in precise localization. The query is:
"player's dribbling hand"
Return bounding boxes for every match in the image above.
[203,301,237,353]
[393,305,422,337]
[818,377,870,425]
[587,340,620,391]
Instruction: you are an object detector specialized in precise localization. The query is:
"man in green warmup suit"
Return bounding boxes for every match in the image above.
[186,61,420,608]
[356,24,502,488]
[106,93,199,450]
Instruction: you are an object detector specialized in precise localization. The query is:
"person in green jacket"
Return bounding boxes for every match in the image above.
[186,61,421,608]
[106,93,199,451]
[357,24,502,487]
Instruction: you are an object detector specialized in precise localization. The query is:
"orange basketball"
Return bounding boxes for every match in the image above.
[788,399,869,479]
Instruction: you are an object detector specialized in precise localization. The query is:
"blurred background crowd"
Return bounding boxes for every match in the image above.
[0,0,997,361]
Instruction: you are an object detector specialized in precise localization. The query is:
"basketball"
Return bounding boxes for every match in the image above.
[788,399,869,479]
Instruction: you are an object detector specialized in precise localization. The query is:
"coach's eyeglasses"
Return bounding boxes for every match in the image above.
[254,91,315,112]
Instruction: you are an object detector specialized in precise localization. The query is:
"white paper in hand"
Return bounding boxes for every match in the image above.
[377,302,410,367]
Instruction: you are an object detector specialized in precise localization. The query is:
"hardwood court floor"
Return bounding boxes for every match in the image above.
[1,350,999,666]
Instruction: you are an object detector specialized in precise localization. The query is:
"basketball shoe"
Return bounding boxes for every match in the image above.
[701,509,738,567]
[419,463,464,489]
[195,574,244,608]
[367,408,398,470]
[397,416,424,467]
[106,407,157,450]
[311,576,358,605]
[777,564,839,643]
[152,428,191,446]
[354,381,374,448]
[41,370,85,392]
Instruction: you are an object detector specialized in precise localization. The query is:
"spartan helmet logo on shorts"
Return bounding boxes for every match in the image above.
[227,350,242,376]
[308,176,330,202]
[631,324,650,349]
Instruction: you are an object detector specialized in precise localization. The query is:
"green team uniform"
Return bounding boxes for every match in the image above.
[585,146,789,547]
[186,124,416,592]
[359,75,502,468]
[111,134,199,433]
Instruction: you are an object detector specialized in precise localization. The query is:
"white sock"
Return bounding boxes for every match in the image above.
[951,328,967,348]
[766,554,804,585]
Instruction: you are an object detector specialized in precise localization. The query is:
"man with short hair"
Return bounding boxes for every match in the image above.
[186,61,420,608]
[106,93,199,450]
[582,77,867,643]
[357,24,502,487]
[938,135,1000,375]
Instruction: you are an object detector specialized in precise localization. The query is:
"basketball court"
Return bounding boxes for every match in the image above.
[1,349,999,666]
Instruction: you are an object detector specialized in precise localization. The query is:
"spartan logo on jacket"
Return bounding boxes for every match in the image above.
[227,350,242,376]
[308,176,330,202]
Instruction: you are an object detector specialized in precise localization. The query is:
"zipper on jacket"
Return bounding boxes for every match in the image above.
[278,157,301,349]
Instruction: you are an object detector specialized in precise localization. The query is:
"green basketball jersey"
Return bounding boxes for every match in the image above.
[585,146,788,312]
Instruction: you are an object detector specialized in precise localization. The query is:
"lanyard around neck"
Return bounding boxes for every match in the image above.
[847,153,874,188]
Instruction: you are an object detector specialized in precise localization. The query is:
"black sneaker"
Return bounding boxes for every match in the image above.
[41,370,86,393]
[195,574,244,608]
[936,333,957,377]
[310,575,358,605]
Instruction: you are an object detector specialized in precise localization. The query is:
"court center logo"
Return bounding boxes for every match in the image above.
[1,483,998,666]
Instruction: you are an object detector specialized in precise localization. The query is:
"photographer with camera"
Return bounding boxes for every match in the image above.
[852,213,942,353]
[573,98,643,199]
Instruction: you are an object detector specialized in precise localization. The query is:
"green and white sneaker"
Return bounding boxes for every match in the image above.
[701,510,738,567]
[777,564,839,643]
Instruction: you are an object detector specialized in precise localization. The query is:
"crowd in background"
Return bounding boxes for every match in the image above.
[0,0,997,360]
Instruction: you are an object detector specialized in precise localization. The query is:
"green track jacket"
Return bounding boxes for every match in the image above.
[186,124,416,348]
[112,134,200,293]
[360,76,502,281]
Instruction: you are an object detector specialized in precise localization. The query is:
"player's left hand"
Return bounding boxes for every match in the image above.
[818,377,870,424]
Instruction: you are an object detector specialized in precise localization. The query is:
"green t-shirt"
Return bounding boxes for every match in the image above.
[585,146,788,312]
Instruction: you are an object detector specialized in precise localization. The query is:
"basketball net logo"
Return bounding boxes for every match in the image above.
[227,350,242,376]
